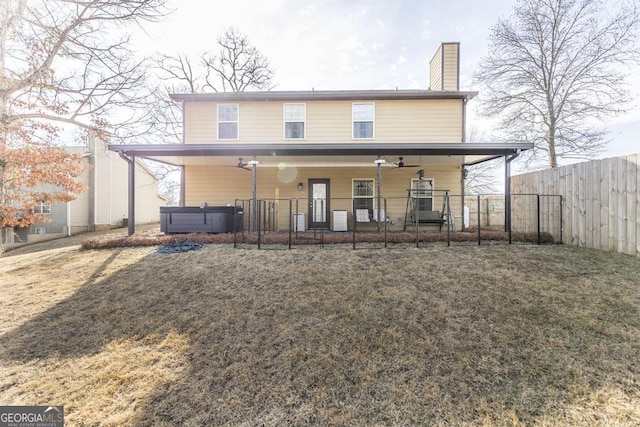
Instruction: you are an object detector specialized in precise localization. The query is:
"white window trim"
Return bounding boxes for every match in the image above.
[352,102,375,140]
[217,104,239,140]
[410,178,435,210]
[352,178,377,204]
[35,202,51,215]
[283,103,306,140]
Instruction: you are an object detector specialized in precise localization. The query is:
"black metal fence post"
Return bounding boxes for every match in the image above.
[508,195,512,245]
[444,190,452,246]
[257,199,261,249]
[537,194,541,245]
[384,198,388,248]
[288,198,293,250]
[352,199,357,250]
[477,195,481,246]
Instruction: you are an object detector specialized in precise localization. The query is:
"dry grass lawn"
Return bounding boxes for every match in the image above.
[1,234,640,426]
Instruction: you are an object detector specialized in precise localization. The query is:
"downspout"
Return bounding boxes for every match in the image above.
[180,99,186,207]
[505,149,521,234]
[67,201,71,236]
[118,151,136,236]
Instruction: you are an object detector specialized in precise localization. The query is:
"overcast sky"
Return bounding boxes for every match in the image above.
[136,0,639,164]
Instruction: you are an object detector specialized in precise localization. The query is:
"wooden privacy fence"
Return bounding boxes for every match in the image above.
[511,154,640,256]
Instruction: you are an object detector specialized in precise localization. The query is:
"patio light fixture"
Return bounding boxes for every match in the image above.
[297,182,303,191]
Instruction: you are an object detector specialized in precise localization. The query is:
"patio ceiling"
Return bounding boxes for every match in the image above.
[107,142,533,167]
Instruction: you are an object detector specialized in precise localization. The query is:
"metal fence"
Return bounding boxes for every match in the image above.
[231,192,562,249]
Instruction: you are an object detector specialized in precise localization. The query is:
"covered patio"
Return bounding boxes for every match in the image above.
[108,142,533,238]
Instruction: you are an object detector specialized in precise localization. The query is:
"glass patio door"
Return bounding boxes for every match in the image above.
[308,178,330,229]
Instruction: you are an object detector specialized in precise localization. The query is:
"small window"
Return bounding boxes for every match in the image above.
[35,228,46,235]
[34,202,51,214]
[410,178,434,212]
[218,104,238,139]
[284,103,305,139]
[352,179,374,217]
[352,103,374,139]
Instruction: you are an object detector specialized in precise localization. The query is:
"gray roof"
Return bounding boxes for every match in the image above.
[169,89,478,103]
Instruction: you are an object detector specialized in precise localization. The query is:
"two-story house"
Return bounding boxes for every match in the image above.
[3,134,165,246]
[109,43,531,235]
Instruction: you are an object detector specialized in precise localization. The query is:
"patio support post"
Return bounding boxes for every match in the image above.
[505,150,521,243]
[505,155,510,233]
[461,168,466,231]
[249,156,258,231]
[118,151,135,236]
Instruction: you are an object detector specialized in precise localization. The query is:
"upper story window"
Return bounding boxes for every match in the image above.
[218,104,238,139]
[34,202,51,214]
[352,103,374,139]
[284,103,306,139]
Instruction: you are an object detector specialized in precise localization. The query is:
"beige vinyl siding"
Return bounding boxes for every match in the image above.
[185,164,462,206]
[307,102,352,141]
[442,43,459,91]
[429,46,443,91]
[183,99,462,143]
[184,101,217,143]
[429,42,459,91]
[375,100,462,142]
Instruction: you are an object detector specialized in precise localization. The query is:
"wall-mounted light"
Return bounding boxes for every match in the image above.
[463,168,469,179]
[297,182,303,191]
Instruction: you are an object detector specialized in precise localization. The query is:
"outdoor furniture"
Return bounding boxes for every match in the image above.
[411,210,446,231]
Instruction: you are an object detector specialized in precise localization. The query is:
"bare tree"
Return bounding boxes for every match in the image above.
[203,27,275,92]
[148,28,275,206]
[474,0,640,168]
[153,27,275,96]
[464,127,501,195]
[0,0,169,230]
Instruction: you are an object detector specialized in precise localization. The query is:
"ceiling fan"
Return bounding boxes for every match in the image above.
[390,156,420,168]
[224,157,251,171]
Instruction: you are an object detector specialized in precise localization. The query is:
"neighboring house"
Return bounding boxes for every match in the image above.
[5,134,164,245]
[109,43,531,234]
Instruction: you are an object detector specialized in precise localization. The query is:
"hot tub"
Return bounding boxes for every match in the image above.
[160,206,243,234]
